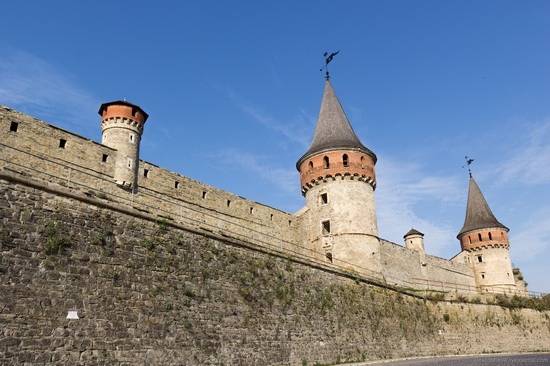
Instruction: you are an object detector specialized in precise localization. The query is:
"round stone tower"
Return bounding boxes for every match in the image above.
[296,79,381,275]
[457,176,516,294]
[404,228,425,254]
[98,101,148,190]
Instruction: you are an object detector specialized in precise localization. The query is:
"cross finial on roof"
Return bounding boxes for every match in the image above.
[320,51,339,80]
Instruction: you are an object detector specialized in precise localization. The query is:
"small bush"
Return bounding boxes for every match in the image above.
[239,286,253,302]
[156,219,168,235]
[144,238,156,251]
[456,294,467,302]
[107,268,119,281]
[184,288,195,298]
[43,222,69,255]
[183,319,192,329]
[92,227,113,246]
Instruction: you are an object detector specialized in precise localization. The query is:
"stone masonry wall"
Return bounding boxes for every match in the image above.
[1,177,550,365]
[0,106,306,262]
[380,240,477,293]
[303,179,381,276]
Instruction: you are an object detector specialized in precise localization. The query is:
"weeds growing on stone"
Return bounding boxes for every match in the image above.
[43,222,69,255]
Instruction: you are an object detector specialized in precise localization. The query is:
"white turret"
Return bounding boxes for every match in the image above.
[98,101,148,191]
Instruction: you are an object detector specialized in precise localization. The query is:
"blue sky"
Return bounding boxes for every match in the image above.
[1,1,549,293]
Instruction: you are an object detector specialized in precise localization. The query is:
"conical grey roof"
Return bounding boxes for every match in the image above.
[296,80,376,168]
[457,177,508,237]
[404,228,424,238]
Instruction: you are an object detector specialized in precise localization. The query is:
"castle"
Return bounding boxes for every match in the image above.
[3,75,549,365]
[0,77,527,297]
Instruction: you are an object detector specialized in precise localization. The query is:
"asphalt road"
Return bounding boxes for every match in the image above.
[350,353,550,365]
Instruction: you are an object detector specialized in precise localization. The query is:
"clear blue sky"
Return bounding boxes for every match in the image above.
[1,1,549,293]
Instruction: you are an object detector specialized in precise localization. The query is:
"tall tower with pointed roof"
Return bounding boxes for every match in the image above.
[457,176,516,293]
[296,79,380,274]
[99,100,149,190]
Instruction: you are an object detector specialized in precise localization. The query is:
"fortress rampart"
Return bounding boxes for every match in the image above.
[0,106,307,261]
[0,105,530,294]
[0,103,549,364]
[1,170,549,365]
[380,240,476,292]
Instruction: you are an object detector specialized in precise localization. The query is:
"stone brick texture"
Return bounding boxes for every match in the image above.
[303,178,381,276]
[0,106,303,262]
[1,178,549,365]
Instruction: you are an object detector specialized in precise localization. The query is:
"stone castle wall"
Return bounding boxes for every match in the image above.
[0,106,307,262]
[0,104,531,295]
[1,106,549,364]
[1,177,549,365]
[380,240,477,292]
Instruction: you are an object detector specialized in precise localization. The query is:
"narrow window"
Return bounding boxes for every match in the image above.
[343,154,349,167]
[309,161,314,174]
[175,181,179,189]
[488,232,492,240]
[59,139,67,148]
[227,200,231,207]
[132,108,137,117]
[323,156,329,169]
[468,236,472,244]
[481,273,485,279]
[270,214,273,221]
[129,133,134,143]
[322,220,331,235]
[249,207,254,214]
[10,121,18,132]
[102,154,108,163]
[326,252,333,263]
[501,232,504,238]
[202,191,207,199]
[360,156,365,169]
[319,193,328,205]
[410,240,413,244]
[288,220,292,226]
[478,233,483,242]
[127,159,132,168]
[144,169,149,178]
[477,255,483,263]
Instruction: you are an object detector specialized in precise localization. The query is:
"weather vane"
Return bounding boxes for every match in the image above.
[462,156,475,178]
[320,50,339,80]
